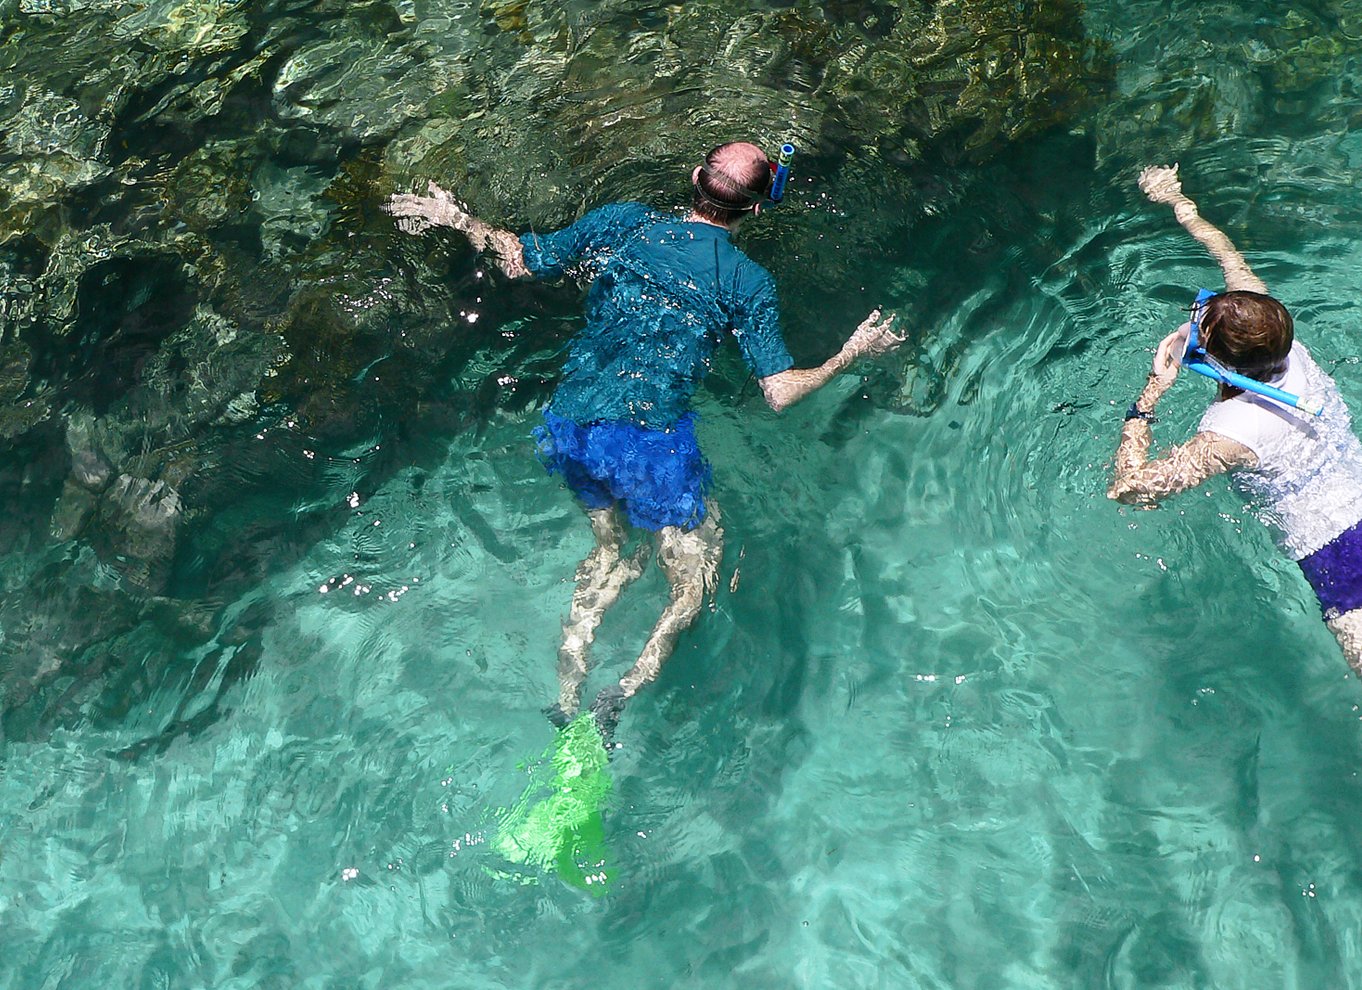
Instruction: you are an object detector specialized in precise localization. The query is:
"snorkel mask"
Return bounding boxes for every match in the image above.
[1182,288,1323,417]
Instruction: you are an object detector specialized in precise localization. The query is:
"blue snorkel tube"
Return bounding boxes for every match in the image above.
[769,143,795,204]
[1183,288,1324,417]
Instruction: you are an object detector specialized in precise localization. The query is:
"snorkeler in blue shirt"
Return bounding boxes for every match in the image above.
[387,141,902,737]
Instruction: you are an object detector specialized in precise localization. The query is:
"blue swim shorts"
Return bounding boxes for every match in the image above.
[533,411,712,532]
[1299,517,1362,620]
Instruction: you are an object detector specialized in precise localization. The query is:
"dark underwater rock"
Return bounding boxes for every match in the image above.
[0,339,52,440]
[382,0,1108,229]
[1087,2,1362,169]
[91,474,184,591]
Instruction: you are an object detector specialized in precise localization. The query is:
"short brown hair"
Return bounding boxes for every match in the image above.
[1202,290,1294,381]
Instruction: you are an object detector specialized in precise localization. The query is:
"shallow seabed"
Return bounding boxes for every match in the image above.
[5,1,1362,988]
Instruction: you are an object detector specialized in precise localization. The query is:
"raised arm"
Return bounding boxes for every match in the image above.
[1138,164,1267,294]
[758,309,903,412]
[1108,324,1257,505]
[385,181,529,279]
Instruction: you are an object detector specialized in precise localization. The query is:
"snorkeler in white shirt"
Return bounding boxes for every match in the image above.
[1110,164,1362,675]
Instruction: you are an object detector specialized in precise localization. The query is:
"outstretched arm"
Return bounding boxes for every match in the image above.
[385,181,529,279]
[758,309,903,412]
[1138,164,1267,294]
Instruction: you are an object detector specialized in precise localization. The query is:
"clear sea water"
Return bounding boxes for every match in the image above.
[5,2,1362,988]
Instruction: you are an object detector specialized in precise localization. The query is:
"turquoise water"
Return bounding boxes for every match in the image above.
[6,1,1362,987]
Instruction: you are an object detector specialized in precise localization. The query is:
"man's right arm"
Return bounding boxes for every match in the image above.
[385,181,529,279]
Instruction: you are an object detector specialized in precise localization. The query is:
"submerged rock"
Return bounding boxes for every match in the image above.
[92,475,183,589]
[0,88,112,244]
[382,0,1107,227]
[1088,1,1362,167]
[0,339,52,440]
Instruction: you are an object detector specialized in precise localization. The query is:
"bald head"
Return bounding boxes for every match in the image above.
[692,142,772,224]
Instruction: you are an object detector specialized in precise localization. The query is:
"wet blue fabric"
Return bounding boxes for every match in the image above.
[519,202,793,429]
[1298,518,1362,619]
[533,411,711,531]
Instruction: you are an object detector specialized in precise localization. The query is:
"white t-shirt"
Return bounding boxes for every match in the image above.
[1199,342,1362,559]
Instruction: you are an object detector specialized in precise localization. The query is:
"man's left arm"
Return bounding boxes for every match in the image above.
[759,309,903,412]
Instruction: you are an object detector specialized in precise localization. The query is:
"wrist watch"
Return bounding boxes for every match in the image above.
[1125,402,1157,423]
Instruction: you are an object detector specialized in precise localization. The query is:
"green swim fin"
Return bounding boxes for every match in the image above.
[494,713,614,894]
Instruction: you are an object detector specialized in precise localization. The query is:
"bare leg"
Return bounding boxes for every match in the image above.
[556,507,648,715]
[615,502,723,701]
[1326,608,1362,677]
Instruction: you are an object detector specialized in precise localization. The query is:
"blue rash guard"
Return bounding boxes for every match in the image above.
[519,202,794,531]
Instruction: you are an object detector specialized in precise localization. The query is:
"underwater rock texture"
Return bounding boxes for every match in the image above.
[0,0,1115,734]
[383,0,1105,237]
[1087,2,1362,169]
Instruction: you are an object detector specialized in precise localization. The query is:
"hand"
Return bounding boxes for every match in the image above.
[386,182,529,278]
[1138,164,1186,206]
[384,180,474,235]
[1150,322,1189,390]
[844,309,904,361]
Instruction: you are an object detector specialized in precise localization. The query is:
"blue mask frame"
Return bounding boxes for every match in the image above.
[1181,288,1322,417]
